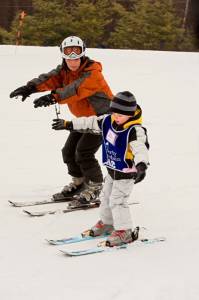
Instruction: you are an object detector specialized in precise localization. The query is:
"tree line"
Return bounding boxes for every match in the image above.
[0,0,197,51]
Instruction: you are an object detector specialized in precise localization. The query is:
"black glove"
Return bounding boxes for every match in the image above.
[33,94,56,108]
[10,84,36,101]
[134,162,147,184]
[52,118,72,130]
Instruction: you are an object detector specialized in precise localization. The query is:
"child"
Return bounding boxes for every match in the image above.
[52,91,149,247]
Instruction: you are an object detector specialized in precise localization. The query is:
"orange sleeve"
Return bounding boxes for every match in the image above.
[54,69,110,105]
[28,65,64,92]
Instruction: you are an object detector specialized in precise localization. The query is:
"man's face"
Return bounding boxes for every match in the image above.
[65,58,81,71]
[112,113,132,125]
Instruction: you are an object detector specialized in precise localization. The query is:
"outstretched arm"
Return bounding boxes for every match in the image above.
[52,115,105,134]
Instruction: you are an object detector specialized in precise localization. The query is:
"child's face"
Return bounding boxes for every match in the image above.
[112,113,132,125]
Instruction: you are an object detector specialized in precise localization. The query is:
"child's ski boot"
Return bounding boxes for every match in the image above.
[82,220,114,237]
[105,226,140,247]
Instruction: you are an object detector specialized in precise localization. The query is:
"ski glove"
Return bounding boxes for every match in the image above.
[134,162,147,184]
[33,94,56,108]
[10,84,36,101]
[52,119,72,130]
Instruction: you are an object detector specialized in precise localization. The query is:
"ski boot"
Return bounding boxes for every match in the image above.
[82,220,114,237]
[68,181,102,208]
[52,177,85,201]
[105,226,140,247]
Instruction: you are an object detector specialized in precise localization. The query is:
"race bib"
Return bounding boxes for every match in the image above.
[106,129,118,146]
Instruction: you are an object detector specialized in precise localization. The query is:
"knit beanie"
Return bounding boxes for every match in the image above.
[110,91,137,116]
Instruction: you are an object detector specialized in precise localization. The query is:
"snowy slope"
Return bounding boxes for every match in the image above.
[0,45,199,300]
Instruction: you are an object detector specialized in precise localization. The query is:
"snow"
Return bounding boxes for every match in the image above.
[1,44,199,300]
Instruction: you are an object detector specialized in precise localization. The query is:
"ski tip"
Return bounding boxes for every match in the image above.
[59,250,73,256]
[156,236,166,242]
[23,210,43,217]
[141,236,166,243]
[151,236,166,242]
[23,210,32,215]
[46,239,58,245]
[8,200,17,207]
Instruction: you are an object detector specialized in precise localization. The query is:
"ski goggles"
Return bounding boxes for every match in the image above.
[63,46,82,56]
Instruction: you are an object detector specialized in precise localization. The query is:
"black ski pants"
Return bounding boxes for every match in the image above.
[62,131,103,183]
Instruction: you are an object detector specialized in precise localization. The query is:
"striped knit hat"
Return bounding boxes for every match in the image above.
[110,91,137,116]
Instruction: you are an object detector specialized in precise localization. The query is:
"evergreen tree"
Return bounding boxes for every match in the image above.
[9,0,73,45]
[0,27,12,44]
[1,0,196,51]
[108,0,195,51]
[66,0,110,47]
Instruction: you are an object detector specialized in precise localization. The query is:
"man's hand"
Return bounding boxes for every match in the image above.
[33,94,56,108]
[52,119,72,130]
[10,84,36,101]
[134,162,147,184]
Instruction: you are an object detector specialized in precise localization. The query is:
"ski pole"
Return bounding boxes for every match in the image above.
[55,103,60,119]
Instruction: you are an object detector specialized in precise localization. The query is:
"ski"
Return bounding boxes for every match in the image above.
[47,232,110,245]
[60,237,166,257]
[8,197,74,207]
[47,224,141,245]
[22,200,138,217]
[23,202,100,217]
[9,198,139,208]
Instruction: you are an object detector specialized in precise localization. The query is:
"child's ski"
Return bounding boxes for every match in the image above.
[47,225,141,245]
[47,232,110,245]
[23,202,100,217]
[60,237,166,257]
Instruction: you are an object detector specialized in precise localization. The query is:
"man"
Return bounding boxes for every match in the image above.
[10,36,113,203]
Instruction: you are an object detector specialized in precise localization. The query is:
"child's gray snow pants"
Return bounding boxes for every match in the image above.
[99,173,134,230]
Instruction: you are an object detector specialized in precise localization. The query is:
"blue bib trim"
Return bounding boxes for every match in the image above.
[102,115,134,172]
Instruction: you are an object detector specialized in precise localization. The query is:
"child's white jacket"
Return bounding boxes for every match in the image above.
[70,106,149,181]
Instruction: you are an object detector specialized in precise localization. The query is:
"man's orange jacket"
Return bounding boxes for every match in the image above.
[28,57,113,117]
